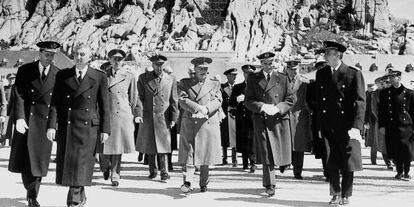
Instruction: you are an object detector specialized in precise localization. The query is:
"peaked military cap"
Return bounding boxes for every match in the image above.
[388,70,402,77]
[322,41,347,53]
[150,55,167,63]
[257,52,275,60]
[191,57,213,67]
[286,60,301,69]
[241,64,256,73]
[108,49,126,59]
[224,68,238,75]
[6,73,16,80]
[36,41,61,53]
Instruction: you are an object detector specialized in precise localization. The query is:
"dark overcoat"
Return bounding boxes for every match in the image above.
[306,81,326,159]
[365,90,387,153]
[229,81,254,154]
[136,71,178,154]
[47,66,110,186]
[315,63,366,172]
[178,78,222,165]
[245,71,295,166]
[378,85,414,161]
[8,61,58,177]
[220,82,235,148]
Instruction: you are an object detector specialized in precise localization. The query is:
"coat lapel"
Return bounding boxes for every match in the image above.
[31,61,42,92]
[257,72,267,90]
[158,74,172,93]
[264,72,280,92]
[147,72,158,94]
[189,78,201,97]
[35,65,59,99]
[108,72,126,89]
[223,84,232,97]
[196,80,214,101]
[64,67,79,91]
[74,67,96,98]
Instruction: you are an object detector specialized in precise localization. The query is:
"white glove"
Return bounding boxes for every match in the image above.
[261,104,279,116]
[192,112,208,119]
[348,128,363,142]
[46,128,56,142]
[236,94,245,103]
[169,121,175,128]
[364,123,370,130]
[135,117,143,123]
[100,133,109,143]
[199,106,209,116]
[16,119,29,134]
[0,116,5,123]
[297,74,310,83]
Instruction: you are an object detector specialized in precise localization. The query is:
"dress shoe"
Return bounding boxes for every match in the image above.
[279,165,289,173]
[28,198,40,207]
[180,182,194,193]
[265,185,275,196]
[243,165,249,170]
[232,161,237,167]
[148,172,157,179]
[250,164,257,173]
[402,174,411,181]
[329,195,341,205]
[111,180,119,186]
[200,186,208,192]
[340,196,349,205]
[395,173,403,179]
[222,159,228,165]
[138,153,143,162]
[294,174,303,180]
[161,172,170,181]
[103,171,110,180]
[386,165,393,170]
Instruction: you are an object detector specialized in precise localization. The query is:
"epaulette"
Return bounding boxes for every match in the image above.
[349,65,361,71]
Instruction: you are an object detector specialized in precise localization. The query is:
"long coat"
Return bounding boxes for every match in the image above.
[8,61,58,177]
[4,84,15,139]
[229,81,254,154]
[365,90,386,153]
[136,71,178,155]
[178,77,222,166]
[47,66,110,186]
[245,71,295,166]
[378,85,414,161]
[288,78,312,152]
[306,81,326,159]
[96,69,138,154]
[315,63,366,172]
[220,82,236,148]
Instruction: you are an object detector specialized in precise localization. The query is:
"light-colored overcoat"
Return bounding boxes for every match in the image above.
[136,71,178,154]
[178,77,222,166]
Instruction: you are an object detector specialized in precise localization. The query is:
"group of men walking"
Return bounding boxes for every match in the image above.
[4,39,413,207]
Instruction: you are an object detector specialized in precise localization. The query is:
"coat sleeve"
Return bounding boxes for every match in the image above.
[409,90,414,131]
[244,76,264,113]
[136,75,145,118]
[169,77,179,122]
[47,72,62,130]
[177,80,201,114]
[14,66,26,120]
[97,73,111,134]
[377,90,386,129]
[128,75,139,117]
[0,83,6,117]
[352,70,366,131]
[364,91,371,124]
[205,82,222,115]
[275,76,296,114]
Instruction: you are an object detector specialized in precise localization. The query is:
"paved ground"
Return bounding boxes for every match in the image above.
[0,144,413,207]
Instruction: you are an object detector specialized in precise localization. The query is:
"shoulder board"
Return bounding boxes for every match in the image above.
[94,67,106,74]
[349,66,361,71]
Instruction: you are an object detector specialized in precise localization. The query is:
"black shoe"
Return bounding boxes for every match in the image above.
[148,172,157,179]
[222,159,228,165]
[111,180,119,186]
[180,182,193,193]
[279,165,289,173]
[138,153,143,162]
[28,198,40,207]
[386,165,393,170]
[161,172,170,181]
[232,161,237,167]
[168,166,174,171]
[294,174,303,180]
[243,165,248,170]
[340,196,349,205]
[265,185,275,196]
[402,174,411,181]
[250,164,257,173]
[103,171,110,180]
[395,173,403,179]
[329,195,341,205]
[200,186,208,192]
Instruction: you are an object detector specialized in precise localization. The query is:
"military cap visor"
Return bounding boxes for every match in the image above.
[257,52,275,60]
[388,70,402,77]
[150,55,168,63]
[241,64,256,73]
[224,68,238,75]
[6,73,16,79]
[36,41,61,53]
[322,41,347,53]
[286,60,301,69]
[191,57,213,67]
[108,49,126,59]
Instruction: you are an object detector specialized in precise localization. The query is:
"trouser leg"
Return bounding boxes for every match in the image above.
[404,161,411,175]
[111,154,122,181]
[158,153,168,173]
[370,148,377,164]
[382,153,392,166]
[242,153,248,169]
[148,154,158,174]
[292,151,304,176]
[222,147,228,162]
[341,171,354,197]
[199,165,210,187]
[99,154,110,172]
[395,161,403,174]
[329,167,341,196]
[231,148,237,164]
[67,186,85,205]
[21,173,42,199]
[167,153,173,170]
[262,164,276,187]
[322,156,329,179]
[183,164,195,184]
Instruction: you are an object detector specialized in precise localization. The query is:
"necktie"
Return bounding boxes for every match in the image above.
[78,70,83,83]
[267,73,270,82]
[41,67,47,81]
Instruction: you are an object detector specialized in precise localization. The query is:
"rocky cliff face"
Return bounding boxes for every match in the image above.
[0,0,407,61]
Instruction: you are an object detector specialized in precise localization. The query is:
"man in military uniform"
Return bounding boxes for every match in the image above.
[315,41,366,205]
[220,68,238,166]
[3,73,16,146]
[8,41,61,207]
[47,44,110,207]
[178,57,222,193]
[229,64,256,172]
[378,70,414,180]
[244,52,295,196]
[284,60,313,180]
[136,54,178,181]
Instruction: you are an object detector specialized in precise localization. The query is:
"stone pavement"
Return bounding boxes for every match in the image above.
[0,145,413,207]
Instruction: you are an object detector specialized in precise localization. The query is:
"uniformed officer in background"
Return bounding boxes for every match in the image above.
[315,41,366,205]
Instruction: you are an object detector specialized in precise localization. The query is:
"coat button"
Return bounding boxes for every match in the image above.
[84,122,88,125]
[85,108,89,112]
[68,121,71,124]
[47,104,50,107]
[68,108,71,111]
[342,85,345,88]
[32,101,35,105]
[322,97,326,101]
[87,96,91,99]
[153,103,156,106]
[339,98,342,101]
[322,110,326,113]
[31,89,34,92]
[195,121,197,124]
[67,95,70,98]
[390,118,393,121]
[321,86,323,89]
[341,111,344,114]
[50,93,52,96]
[388,97,391,100]
[30,112,33,115]
[403,118,406,121]
[45,116,48,119]
[275,94,278,97]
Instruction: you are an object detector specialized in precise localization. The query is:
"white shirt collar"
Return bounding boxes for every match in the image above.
[38,62,50,75]
[263,70,272,78]
[76,65,88,79]
[332,61,342,71]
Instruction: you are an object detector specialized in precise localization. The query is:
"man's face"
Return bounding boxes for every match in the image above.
[389,75,400,86]
[260,59,274,73]
[39,50,55,66]
[286,67,298,78]
[9,78,15,85]
[195,66,208,80]
[73,47,91,66]
[152,62,164,75]
[375,82,384,90]
[226,74,237,83]
[188,72,195,78]
[110,56,123,70]
[324,49,340,66]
